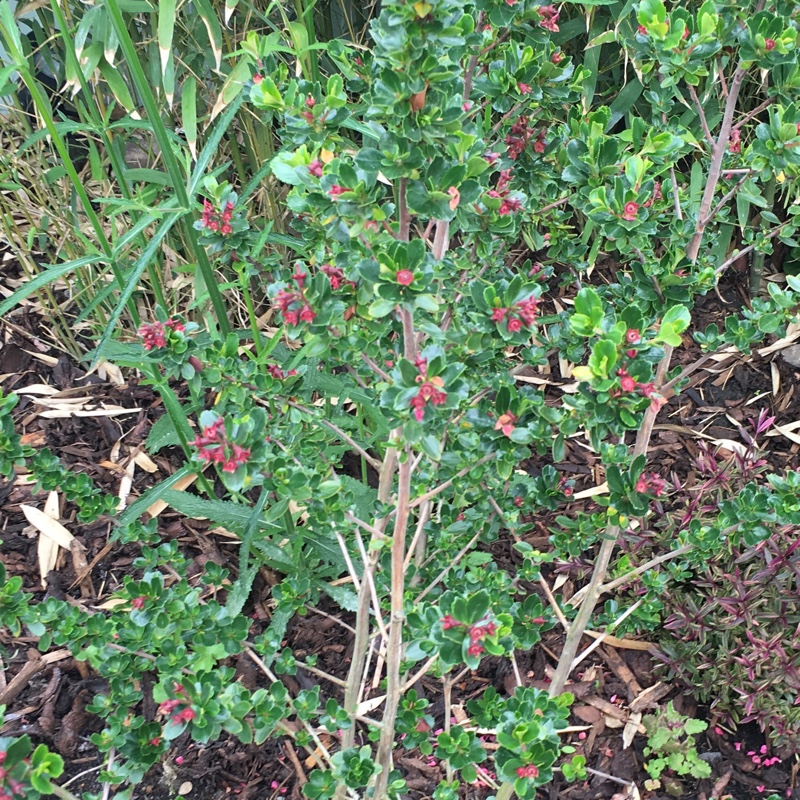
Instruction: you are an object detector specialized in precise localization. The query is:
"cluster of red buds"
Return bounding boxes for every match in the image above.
[138,318,184,351]
[490,295,539,333]
[505,116,546,159]
[159,683,196,725]
[634,472,667,497]
[729,128,741,154]
[441,615,499,657]
[643,181,662,208]
[190,417,251,473]
[537,4,559,31]
[486,168,524,215]
[301,94,316,124]
[275,268,316,326]
[410,358,447,422]
[267,364,298,380]
[201,200,235,236]
[516,764,540,779]
[320,264,353,291]
[621,201,639,221]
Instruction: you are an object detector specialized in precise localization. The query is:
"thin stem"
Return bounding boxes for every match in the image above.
[715,221,789,276]
[687,84,714,148]
[686,63,748,263]
[548,345,673,696]
[409,454,496,508]
[373,453,413,797]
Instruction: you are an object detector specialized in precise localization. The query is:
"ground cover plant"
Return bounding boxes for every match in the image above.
[1,0,800,798]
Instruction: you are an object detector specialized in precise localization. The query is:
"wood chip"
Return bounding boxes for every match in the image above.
[629,681,671,713]
[36,492,61,588]
[601,647,642,700]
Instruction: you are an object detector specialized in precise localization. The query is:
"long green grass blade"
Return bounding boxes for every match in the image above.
[105,0,231,335]
[157,0,176,84]
[182,76,198,160]
[0,256,105,317]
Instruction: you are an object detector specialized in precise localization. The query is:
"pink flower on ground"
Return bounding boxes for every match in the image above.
[516,296,538,326]
[622,201,639,221]
[396,269,414,286]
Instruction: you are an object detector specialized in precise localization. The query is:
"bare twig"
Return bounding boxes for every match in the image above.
[688,85,715,148]
[715,220,790,276]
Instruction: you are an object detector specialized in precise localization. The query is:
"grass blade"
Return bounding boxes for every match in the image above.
[182,75,198,161]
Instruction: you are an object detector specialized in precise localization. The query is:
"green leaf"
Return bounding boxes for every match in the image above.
[588,339,617,379]
[157,0,176,82]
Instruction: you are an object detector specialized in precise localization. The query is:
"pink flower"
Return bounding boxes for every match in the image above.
[253,74,263,84]
[729,128,741,154]
[396,269,414,286]
[308,160,324,178]
[491,307,507,322]
[537,5,559,31]
[179,707,196,722]
[441,615,462,629]
[467,642,485,657]
[329,184,348,197]
[551,51,563,64]
[175,756,184,765]
[494,412,517,437]
[507,317,523,333]
[517,82,532,95]
[131,596,146,610]
[764,39,775,51]
[626,328,641,344]
[635,477,648,493]
[622,201,639,221]
[516,764,539,779]
[516,296,538,326]
[621,375,636,393]
[637,24,647,36]
[305,95,316,108]
[299,304,316,323]
[139,321,167,350]
[533,139,546,153]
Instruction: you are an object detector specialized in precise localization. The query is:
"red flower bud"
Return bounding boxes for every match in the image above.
[765,38,775,51]
[396,269,414,286]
